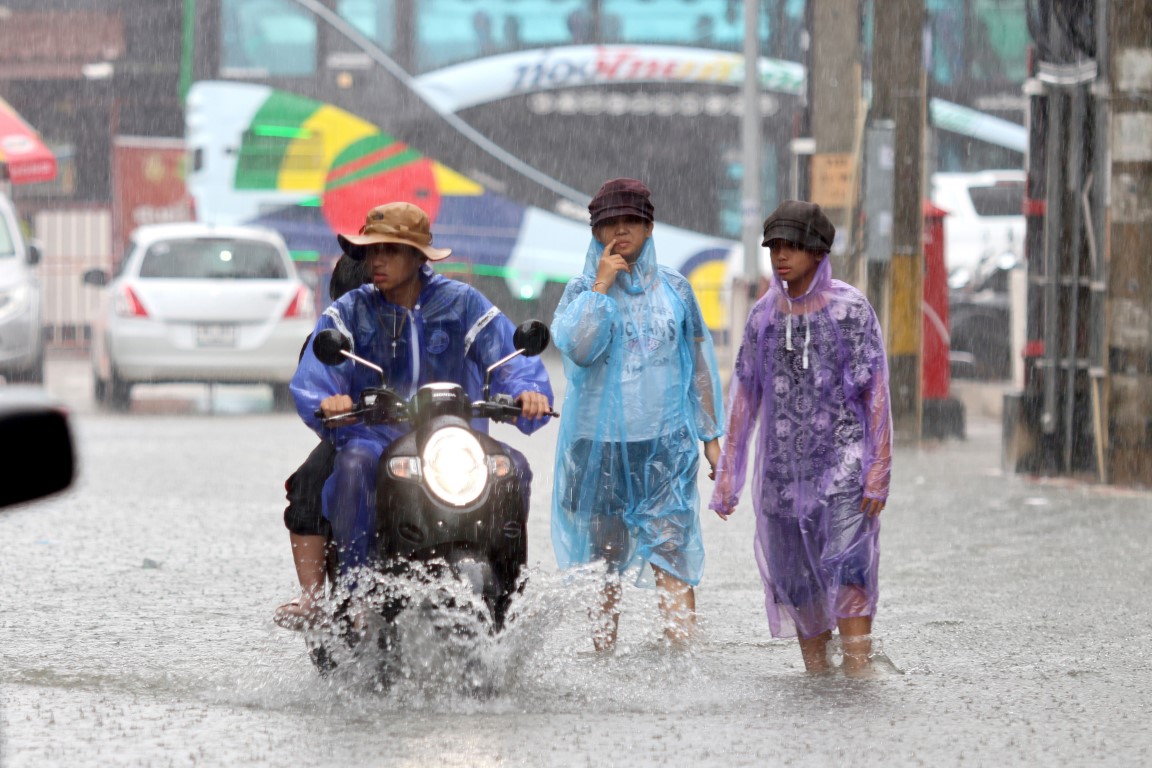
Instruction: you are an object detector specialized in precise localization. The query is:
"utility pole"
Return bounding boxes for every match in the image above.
[729,0,762,368]
[807,0,860,282]
[869,0,925,441]
[1106,0,1152,484]
[741,0,762,290]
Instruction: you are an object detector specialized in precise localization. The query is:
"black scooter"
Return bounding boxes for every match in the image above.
[305,320,553,683]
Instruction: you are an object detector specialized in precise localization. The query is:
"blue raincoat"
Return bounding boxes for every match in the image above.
[291,264,553,570]
[551,238,723,586]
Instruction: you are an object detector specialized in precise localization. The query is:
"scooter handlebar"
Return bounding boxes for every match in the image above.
[316,392,557,427]
[474,394,559,423]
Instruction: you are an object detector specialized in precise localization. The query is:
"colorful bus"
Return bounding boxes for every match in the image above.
[184,0,1030,328]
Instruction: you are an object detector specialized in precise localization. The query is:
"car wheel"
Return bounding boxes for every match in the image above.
[26,353,44,384]
[93,374,109,405]
[9,352,44,384]
[952,316,1011,381]
[271,383,295,413]
[108,370,133,412]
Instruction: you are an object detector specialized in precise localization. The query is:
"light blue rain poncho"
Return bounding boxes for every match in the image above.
[292,265,553,571]
[551,237,724,586]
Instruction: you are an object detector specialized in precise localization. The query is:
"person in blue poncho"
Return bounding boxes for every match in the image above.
[284,202,553,624]
[551,179,724,651]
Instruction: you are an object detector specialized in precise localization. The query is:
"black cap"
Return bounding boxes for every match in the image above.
[762,200,835,252]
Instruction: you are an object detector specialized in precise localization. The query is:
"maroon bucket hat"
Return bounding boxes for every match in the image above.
[588,178,655,228]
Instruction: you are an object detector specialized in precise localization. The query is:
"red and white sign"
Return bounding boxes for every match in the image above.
[0,95,57,185]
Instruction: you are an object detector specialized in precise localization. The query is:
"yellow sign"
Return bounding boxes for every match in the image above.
[810,153,855,208]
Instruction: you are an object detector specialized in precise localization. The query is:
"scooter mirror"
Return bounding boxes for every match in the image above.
[512,320,551,357]
[313,329,351,366]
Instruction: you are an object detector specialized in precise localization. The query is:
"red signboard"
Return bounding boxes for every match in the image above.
[112,137,194,260]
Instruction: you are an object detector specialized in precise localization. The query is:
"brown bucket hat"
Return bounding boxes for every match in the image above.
[588,178,655,228]
[762,200,835,252]
[337,202,452,262]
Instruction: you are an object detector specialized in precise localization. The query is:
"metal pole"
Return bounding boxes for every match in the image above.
[741,0,761,288]
[1089,0,1110,483]
[1062,86,1085,473]
[1041,92,1064,454]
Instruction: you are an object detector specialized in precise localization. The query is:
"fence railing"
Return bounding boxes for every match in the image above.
[33,206,111,350]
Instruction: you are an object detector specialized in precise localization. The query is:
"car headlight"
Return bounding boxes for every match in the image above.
[0,284,31,321]
[421,426,488,507]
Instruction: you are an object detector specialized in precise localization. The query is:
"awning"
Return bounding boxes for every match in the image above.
[0,95,57,185]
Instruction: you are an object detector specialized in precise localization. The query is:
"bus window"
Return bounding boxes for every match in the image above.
[220,0,317,78]
[336,0,396,54]
[919,0,1028,88]
[600,0,801,54]
[717,145,779,240]
[602,0,743,49]
[414,0,587,72]
[969,0,1028,83]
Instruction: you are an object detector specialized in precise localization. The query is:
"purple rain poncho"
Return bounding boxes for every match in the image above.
[551,237,724,587]
[709,257,892,639]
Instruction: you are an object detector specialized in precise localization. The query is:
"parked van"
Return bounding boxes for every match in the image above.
[930,170,1026,287]
[0,192,43,383]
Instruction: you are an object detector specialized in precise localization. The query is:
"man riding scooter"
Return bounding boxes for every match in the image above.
[279,201,553,628]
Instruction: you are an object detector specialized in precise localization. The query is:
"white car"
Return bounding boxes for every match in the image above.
[82,222,315,410]
[930,170,1026,288]
[0,191,44,384]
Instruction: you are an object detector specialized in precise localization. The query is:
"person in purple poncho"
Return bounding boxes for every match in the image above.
[710,200,893,675]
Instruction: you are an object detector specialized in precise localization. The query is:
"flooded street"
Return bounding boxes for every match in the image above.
[2,353,1151,766]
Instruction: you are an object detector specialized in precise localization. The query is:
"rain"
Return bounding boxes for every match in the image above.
[1,1,1151,766]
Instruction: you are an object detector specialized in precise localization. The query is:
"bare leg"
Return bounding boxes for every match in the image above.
[837,615,873,676]
[592,579,622,652]
[274,533,327,629]
[798,630,833,673]
[653,566,696,647]
[291,533,328,599]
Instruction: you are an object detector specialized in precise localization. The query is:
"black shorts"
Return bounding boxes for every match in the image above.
[563,435,688,568]
[283,440,335,536]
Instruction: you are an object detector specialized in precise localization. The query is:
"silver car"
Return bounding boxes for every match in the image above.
[0,191,44,384]
[83,223,315,410]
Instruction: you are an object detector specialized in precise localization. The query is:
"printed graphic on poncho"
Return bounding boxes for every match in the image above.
[621,304,676,378]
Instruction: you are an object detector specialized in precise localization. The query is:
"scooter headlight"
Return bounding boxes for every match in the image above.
[421,426,488,506]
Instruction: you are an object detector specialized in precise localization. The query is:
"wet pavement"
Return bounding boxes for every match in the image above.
[1,352,1150,766]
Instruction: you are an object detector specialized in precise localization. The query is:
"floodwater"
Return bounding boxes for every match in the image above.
[2,357,1151,766]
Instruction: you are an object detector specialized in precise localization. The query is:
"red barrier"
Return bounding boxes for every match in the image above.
[922,201,950,401]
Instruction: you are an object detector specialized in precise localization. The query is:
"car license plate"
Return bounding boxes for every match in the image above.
[196,323,236,347]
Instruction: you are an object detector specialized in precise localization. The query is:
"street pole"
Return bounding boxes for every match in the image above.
[1106,0,1152,484]
[870,0,925,441]
[729,0,761,369]
[808,0,860,281]
[741,0,762,290]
